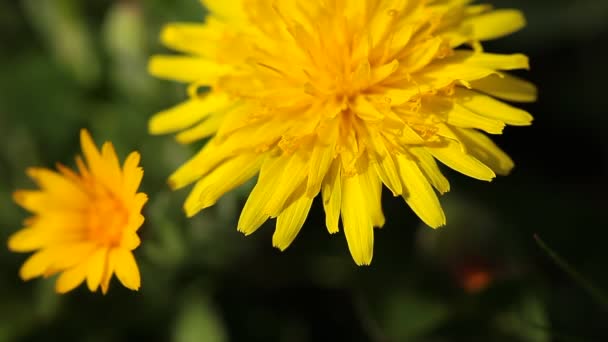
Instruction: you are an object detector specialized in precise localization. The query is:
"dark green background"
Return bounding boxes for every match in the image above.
[1,0,607,341]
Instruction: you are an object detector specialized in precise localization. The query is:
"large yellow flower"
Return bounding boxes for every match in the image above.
[9,130,147,293]
[149,0,536,265]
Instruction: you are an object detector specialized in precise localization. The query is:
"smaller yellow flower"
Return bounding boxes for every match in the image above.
[8,129,147,294]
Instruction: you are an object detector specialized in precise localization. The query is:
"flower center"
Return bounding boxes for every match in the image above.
[87,188,128,247]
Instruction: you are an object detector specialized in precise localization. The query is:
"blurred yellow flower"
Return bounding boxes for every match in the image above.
[9,129,147,293]
[149,0,535,265]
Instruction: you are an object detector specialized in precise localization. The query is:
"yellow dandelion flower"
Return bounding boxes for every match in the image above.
[149,0,536,265]
[8,129,147,293]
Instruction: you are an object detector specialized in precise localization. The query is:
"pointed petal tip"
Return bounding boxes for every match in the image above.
[80,128,94,147]
[497,164,515,177]
[353,258,372,267]
[54,285,69,295]
[236,226,254,236]
[271,241,288,252]
[18,267,34,281]
[79,128,89,139]
[12,191,26,206]
[167,177,180,190]
[7,232,27,252]
[428,219,447,229]
[148,114,170,135]
[159,24,177,45]
[126,284,140,292]
[418,211,447,229]
[147,56,161,76]
[184,204,204,218]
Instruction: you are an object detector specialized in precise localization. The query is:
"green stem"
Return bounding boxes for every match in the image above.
[534,234,608,312]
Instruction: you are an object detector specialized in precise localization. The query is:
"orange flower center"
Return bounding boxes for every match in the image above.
[86,189,128,247]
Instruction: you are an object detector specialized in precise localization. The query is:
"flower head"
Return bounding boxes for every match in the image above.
[149,0,536,265]
[9,129,147,293]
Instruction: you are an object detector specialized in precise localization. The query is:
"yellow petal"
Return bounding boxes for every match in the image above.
[341,173,374,266]
[428,140,496,181]
[385,25,414,61]
[122,152,143,196]
[397,155,446,228]
[100,249,116,295]
[19,212,86,235]
[371,59,399,85]
[120,231,141,250]
[112,249,140,291]
[12,190,80,213]
[352,96,384,122]
[445,103,505,134]
[86,247,108,292]
[415,51,528,94]
[184,153,262,216]
[322,161,341,234]
[168,140,230,189]
[465,9,526,41]
[455,88,533,126]
[262,153,309,217]
[101,142,122,188]
[200,0,246,22]
[373,153,403,196]
[453,128,514,176]
[409,148,450,194]
[237,155,283,235]
[8,228,44,252]
[149,93,231,135]
[273,194,313,251]
[19,250,53,280]
[55,261,89,294]
[460,51,529,71]
[175,113,225,144]
[25,167,87,203]
[306,142,336,197]
[47,243,97,271]
[160,23,219,56]
[80,129,104,175]
[400,37,443,73]
[471,73,538,103]
[422,95,505,134]
[410,62,495,95]
[360,166,385,228]
[148,55,231,83]
[125,193,147,230]
[18,243,95,280]
[237,187,271,235]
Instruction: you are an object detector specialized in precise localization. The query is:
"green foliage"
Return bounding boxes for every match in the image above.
[0,0,607,341]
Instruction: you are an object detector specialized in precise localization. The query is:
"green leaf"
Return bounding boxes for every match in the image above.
[494,293,550,342]
[373,291,449,340]
[22,0,101,86]
[173,294,227,342]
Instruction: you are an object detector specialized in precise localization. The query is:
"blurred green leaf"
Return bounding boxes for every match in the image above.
[34,278,61,320]
[144,191,187,268]
[103,2,156,99]
[494,293,549,342]
[0,296,36,342]
[372,291,449,340]
[173,293,227,342]
[2,125,41,181]
[21,0,101,86]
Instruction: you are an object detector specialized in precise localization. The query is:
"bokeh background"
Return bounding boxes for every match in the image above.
[1,0,607,341]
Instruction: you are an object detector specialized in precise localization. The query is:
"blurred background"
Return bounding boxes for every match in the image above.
[1,0,607,341]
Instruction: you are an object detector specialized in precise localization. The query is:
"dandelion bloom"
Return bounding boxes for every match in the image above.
[149,0,535,265]
[9,130,147,293]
